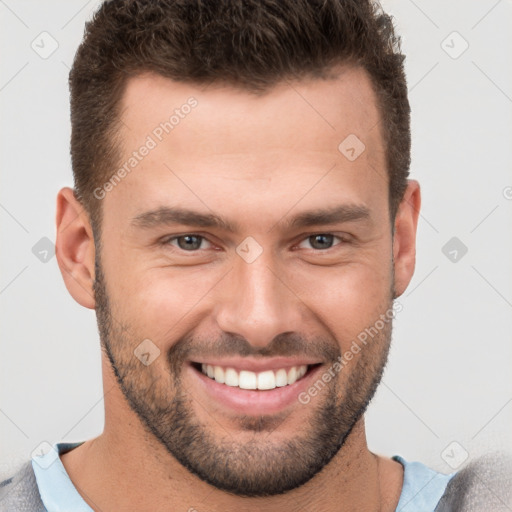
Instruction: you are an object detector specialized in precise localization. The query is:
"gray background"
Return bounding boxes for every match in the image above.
[1,0,511,475]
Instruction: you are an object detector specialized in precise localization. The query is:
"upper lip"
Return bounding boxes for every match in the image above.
[190,357,322,373]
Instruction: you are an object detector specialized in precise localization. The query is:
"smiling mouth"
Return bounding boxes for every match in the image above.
[190,362,321,391]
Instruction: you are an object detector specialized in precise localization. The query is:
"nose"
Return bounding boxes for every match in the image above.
[213,248,305,349]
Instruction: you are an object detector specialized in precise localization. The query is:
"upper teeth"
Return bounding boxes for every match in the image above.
[200,364,308,390]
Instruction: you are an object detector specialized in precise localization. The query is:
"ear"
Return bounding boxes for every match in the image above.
[55,187,96,309]
[392,179,421,298]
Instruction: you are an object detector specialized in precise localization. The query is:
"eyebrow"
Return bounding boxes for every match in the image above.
[130,204,371,233]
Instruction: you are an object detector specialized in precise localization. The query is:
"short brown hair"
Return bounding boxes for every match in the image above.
[69,0,410,234]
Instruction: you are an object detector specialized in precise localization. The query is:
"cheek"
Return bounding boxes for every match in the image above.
[292,259,393,348]
[111,267,223,338]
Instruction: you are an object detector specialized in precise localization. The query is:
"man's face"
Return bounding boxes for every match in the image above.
[94,67,399,496]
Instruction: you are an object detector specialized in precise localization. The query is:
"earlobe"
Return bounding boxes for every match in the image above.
[55,187,96,309]
[392,180,421,298]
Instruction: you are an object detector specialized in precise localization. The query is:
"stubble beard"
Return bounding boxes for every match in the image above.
[93,255,395,497]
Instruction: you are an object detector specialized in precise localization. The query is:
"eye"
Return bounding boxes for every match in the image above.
[297,234,344,250]
[165,234,213,251]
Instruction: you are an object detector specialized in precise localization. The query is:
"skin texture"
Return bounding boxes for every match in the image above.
[56,66,420,511]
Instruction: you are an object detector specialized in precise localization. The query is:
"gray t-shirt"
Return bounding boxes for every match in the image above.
[2,441,456,511]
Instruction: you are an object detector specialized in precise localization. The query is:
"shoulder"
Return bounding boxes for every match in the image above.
[0,459,46,511]
[434,451,512,512]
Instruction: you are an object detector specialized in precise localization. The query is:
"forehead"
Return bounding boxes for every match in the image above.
[119,66,383,153]
[103,67,387,230]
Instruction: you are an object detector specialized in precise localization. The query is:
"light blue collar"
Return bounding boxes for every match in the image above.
[32,443,455,511]
[32,441,92,512]
[392,454,456,511]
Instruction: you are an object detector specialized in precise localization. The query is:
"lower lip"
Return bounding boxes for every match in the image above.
[188,363,323,415]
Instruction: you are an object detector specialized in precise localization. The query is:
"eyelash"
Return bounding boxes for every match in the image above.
[160,233,348,253]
